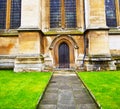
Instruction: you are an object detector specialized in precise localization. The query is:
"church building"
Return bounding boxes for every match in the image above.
[0,0,120,72]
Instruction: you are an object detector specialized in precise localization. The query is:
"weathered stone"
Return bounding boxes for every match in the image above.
[38,71,99,109]
[0,0,120,71]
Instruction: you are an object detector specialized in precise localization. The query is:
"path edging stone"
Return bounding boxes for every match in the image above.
[36,72,54,109]
[76,71,102,109]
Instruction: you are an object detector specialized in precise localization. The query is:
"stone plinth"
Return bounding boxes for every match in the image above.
[14,56,44,72]
[14,29,44,72]
[0,55,16,69]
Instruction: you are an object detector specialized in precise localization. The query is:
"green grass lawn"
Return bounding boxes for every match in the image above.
[78,71,120,109]
[0,70,52,109]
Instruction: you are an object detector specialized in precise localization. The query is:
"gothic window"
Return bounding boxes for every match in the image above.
[65,0,76,28]
[50,0,61,28]
[10,0,21,29]
[0,0,7,29]
[50,0,76,28]
[105,0,117,27]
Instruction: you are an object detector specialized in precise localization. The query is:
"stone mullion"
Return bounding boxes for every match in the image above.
[47,0,50,29]
[115,0,120,26]
[76,0,80,28]
[6,0,11,29]
[61,0,65,28]
[79,0,84,30]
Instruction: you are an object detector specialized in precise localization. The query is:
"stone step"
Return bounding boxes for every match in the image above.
[14,67,42,72]
[14,63,43,68]
[15,60,42,64]
[0,55,15,69]
[0,63,14,69]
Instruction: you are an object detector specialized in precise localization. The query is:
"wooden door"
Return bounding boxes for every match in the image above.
[59,42,70,68]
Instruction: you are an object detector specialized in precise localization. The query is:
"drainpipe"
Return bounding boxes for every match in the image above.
[82,0,87,66]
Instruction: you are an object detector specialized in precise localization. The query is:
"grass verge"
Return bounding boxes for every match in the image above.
[78,71,120,109]
[0,70,52,109]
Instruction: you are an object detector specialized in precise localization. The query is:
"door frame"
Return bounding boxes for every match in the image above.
[51,36,76,68]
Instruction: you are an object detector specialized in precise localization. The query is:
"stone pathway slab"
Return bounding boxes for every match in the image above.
[37,70,99,109]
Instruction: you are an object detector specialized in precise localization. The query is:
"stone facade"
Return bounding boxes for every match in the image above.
[0,0,120,72]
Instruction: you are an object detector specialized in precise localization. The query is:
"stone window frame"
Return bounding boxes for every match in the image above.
[0,0,21,30]
[105,0,120,27]
[50,0,77,28]
[44,0,84,30]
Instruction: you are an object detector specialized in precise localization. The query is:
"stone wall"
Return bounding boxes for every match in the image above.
[85,0,106,28]
[18,32,41,55]
[109,35,120,56]
[0,36,18,55]
[88,30,110,56]
[0,0,120,71]
[0,34,18,69]
[14,31,44,72]
[43,34,84,68]
[109,34,120,70]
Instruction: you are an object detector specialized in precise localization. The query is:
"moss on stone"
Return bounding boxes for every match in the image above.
[109,28,120,34]
[44,29,83,35]
[0,30,18,36]
[89,54,111,58]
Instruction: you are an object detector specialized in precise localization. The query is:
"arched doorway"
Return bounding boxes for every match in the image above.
[49,35,78,68]
[59,42,70,68]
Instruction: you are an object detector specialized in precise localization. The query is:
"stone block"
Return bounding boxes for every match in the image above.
[14,56,44,72]
[85,64,94,71]
[0,55,16,69]
[108,61,116,71]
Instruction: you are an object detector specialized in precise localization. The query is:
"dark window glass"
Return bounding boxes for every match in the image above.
[65,0,76,28]
[119,0,120,9]
[0,0,6,29]
[10,0,21,29]
[50,0,61,28]
[105,0,117,27]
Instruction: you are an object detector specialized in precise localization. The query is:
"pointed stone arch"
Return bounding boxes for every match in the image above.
[49,35,79,50]
[49,35,78,68]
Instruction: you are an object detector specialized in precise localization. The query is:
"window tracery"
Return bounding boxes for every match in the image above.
[50,0,76,28]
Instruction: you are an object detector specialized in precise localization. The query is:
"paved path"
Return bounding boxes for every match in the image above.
[38,70,99,109]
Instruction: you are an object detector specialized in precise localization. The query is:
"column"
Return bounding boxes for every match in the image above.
[14,0,44,72]
[86,0,107,28]
[20,0,41,28]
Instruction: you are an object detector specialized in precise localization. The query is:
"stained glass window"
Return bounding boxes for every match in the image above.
[105,0,117,27]
[10,0,21,29]
[50,0,61,28]
[65,0,76,28]
[0,0,7,29]
[50,0,76,28]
